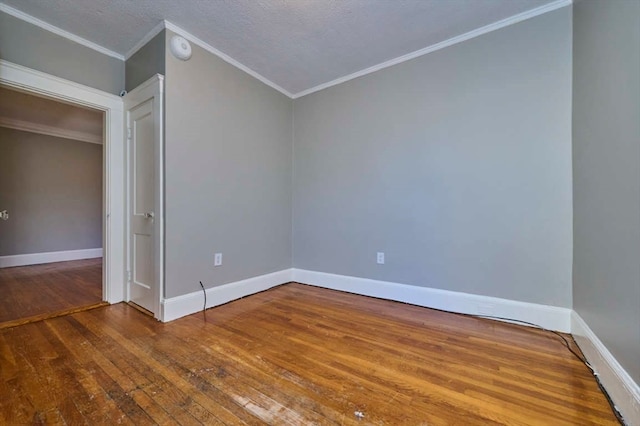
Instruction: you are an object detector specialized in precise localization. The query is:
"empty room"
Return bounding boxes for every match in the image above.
[0,86,105,327]
[0,0,638,424]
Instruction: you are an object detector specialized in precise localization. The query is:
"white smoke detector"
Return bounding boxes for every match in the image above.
[169,35,192,61]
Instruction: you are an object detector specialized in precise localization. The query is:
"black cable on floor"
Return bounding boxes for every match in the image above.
[424,306,626,425]
[473,314,593,371]
[199,281,207,323]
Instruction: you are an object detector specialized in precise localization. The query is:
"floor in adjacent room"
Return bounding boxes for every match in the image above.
[0,283,618,425]
[0,258,105,329]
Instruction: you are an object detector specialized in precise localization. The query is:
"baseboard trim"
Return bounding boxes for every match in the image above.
[0,248,103,268]
[158,265,639,423]
[292,269,572,332]
[161,269,294,322]
[571,311,640,425]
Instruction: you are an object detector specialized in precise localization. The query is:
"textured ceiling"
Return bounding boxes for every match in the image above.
[1,0,561,95]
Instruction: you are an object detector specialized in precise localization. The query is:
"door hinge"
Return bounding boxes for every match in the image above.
[127,127,132,139]
[127,270,132,283]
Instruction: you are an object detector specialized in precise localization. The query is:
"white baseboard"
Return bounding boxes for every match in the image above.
[160,266,637,424]
[571,311,640,425]
[161,269,294,322]
[0,248,103,268]
[292,269,572,332]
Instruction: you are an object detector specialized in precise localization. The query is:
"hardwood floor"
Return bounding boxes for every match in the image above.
[0,258,104,328]
[0,283,618,425]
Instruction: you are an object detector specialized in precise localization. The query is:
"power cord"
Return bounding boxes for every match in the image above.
[473,315,594,371]
[191,283,625,424]
[428,307,626,425]
[199,281,207,323]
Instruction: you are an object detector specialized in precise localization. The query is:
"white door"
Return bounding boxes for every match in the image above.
[124,75,164,318]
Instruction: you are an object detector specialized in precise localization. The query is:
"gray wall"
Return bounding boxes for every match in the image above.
[125,30,166,92]
[293,8,573,307]
[0,11,124,95]
[572,0,640,384]
[0,128,103,256]
[164,30,293,298]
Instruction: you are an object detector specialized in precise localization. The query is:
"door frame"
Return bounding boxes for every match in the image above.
[0,59,126,304]
[124,74,164,320]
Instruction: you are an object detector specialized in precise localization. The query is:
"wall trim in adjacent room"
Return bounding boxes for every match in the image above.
[292,269,572,332]
[0,116,102,144]
[571,311,640,425]
[0,248,103,268]
[0,3,123,60]
[292,0,572,98]
[160,269,294,322]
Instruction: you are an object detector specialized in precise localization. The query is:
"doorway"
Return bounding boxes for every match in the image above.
[0,59,126,318]
[0,85,106,326]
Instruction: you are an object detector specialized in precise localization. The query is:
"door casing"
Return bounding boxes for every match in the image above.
[0,59,126,303]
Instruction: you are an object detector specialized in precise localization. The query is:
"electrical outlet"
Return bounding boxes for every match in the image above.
[376,252,385,265]
[214,253,222,266]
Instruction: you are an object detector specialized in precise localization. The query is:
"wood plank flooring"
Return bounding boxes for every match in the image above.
[0,258,103,327]
[0,283,618,425]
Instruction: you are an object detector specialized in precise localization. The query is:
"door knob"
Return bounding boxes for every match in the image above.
[143,212,154,219]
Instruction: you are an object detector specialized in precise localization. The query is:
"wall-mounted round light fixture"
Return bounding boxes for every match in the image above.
[169,35,192,61]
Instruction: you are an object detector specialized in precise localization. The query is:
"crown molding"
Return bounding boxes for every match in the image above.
[0,3,124,61]
[1,0,571,98]
[292,0,572,98]
[163,21,294,98]
[0,116,103,144]
[124,20,166,60]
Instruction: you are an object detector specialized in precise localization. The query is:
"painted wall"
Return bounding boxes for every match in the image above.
[164,30,293,298]
[0,128,103,256]
[0,11,124,95]
[292,8,573,307]
[125,30,166,92]
[572,0,640,384]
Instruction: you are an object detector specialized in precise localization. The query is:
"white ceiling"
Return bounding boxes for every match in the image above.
[1,0,565,96]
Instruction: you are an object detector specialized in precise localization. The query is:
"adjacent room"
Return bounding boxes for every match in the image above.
[0,86,105,327]
[0,0,637,424]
